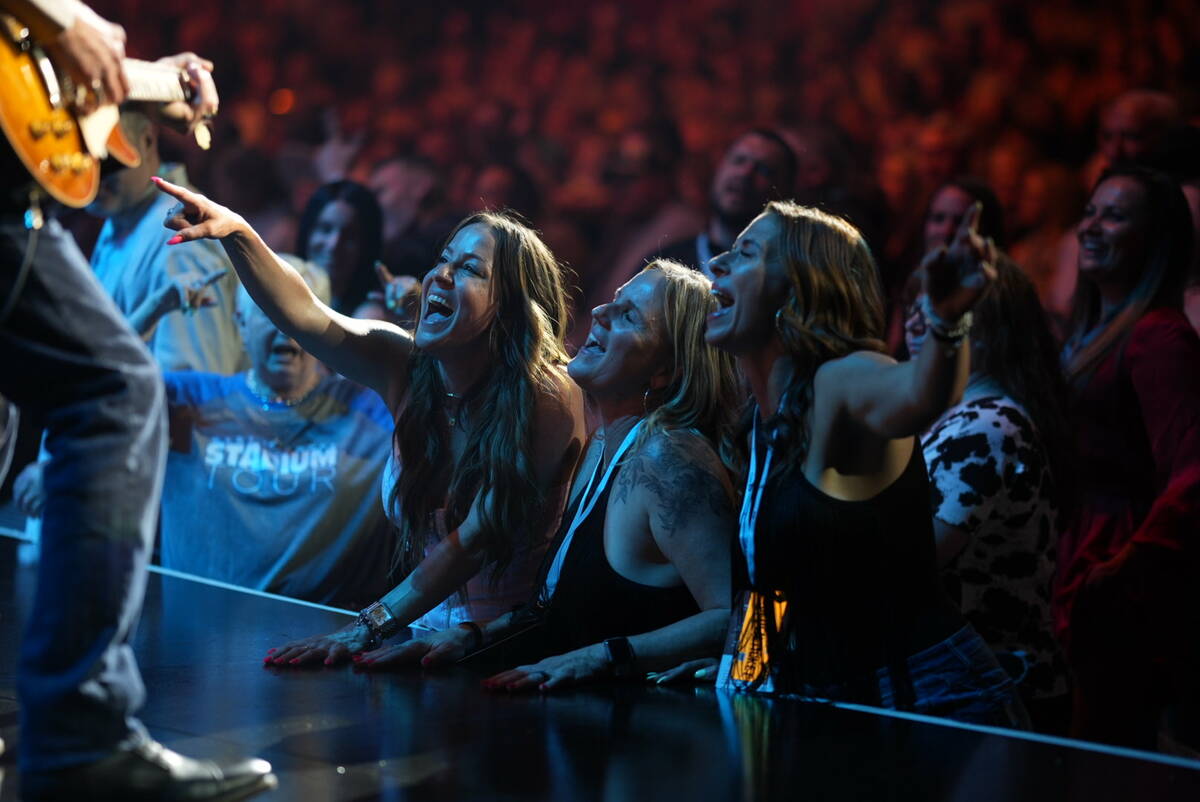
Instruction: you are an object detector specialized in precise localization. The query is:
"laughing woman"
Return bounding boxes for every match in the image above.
[705,200,1025,725]
[152,178,585,665]
[357,261,741,689]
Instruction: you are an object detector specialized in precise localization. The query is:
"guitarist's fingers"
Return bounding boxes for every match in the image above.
[102,23,129,103]
[188,65,219,118]
[159,52,215,73]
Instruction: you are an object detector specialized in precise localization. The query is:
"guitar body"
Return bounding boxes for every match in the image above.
[0,14,98,207]
[0,13,149,209]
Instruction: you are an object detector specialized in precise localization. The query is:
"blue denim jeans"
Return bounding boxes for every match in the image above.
[1,216,166,771]
[796,626,1029,728]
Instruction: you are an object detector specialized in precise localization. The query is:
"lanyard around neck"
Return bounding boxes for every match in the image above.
[542,419,645,600]
[738,408,773,586]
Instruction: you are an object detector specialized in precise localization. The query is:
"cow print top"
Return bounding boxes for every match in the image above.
[923,395,1068,700]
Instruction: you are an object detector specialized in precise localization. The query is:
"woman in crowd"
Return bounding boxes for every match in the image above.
[701,200,1024,725]
[1055,165,1200,749]
[887,178,1006,353]
[905,256,1072,733]
[296,180,384,315]
[151,177,586,666]
[356,261,741,690]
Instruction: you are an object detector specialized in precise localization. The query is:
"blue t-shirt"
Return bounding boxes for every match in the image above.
[161,371,394,608]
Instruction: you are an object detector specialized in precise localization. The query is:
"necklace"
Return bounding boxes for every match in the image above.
[245,370,319,411]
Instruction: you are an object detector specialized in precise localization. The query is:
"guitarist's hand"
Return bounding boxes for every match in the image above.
[156,53,219,133]
[49,8,129,110]
[154,177,247,243]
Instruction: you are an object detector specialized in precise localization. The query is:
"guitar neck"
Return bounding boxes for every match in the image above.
[122,58,189,104]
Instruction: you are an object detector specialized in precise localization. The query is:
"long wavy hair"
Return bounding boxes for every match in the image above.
[1064,165,1194,385]
[389,212,571,584]
[636,260,741,447]
[726,201,886,474]
[970,254,1074,503]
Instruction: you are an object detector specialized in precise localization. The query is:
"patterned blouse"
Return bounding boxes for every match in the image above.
[923,395,1068,700]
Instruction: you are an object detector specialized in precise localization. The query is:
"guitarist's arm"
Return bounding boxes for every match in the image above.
[1,0,129,105]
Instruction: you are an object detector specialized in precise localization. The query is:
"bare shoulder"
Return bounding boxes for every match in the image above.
[613,428,735,541]
[814,350,897,400]
[639,428,727,480]
[533,367,586,439]
[817,350,896,381]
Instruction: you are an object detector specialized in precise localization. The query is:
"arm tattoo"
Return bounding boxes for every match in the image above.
[612,432,734,541]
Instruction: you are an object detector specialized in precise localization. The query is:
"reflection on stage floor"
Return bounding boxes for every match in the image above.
[1,532,1198,801]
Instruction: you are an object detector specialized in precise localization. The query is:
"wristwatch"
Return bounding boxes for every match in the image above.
[358,600,401,649]
[603,637,637,679]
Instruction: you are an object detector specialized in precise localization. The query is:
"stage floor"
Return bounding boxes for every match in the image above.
[2,531,1199,801]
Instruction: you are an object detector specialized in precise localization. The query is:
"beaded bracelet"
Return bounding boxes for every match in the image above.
[920,295,973,344]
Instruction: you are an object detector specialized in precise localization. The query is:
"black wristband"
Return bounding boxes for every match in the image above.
[603,636,637,678]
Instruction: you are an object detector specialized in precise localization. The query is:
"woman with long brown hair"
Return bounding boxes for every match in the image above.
[906,256,1071,732]
[703,200,1024,724]
[1055,165,1200,749]
[151,178,586,666]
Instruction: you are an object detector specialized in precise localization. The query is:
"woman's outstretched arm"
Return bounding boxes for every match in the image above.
[153,177,413,401]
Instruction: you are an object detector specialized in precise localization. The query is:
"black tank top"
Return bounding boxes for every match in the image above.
[541,481,700,654]
[744,438,962,689]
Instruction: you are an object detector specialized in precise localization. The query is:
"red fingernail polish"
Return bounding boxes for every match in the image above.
[289,658,300,664]
[166,236,183,245]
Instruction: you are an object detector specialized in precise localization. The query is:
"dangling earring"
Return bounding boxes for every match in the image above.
[643,386,652,416]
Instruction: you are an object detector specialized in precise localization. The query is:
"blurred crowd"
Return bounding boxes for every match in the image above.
[78,0,1199,333]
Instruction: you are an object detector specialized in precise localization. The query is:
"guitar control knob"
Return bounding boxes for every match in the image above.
[70,153,94,173]
[29,120,51,139]
[52,120,74,138]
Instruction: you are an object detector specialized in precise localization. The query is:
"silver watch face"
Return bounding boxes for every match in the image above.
[364,602,394,627]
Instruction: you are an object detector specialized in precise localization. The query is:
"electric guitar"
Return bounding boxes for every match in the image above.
[0,12,211,208]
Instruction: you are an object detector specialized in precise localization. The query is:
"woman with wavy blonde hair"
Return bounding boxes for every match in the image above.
[699,200,1026,725]
[357,260,744,690]
[152,180,586,667]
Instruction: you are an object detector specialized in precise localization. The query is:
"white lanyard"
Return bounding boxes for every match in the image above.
[542,419,644,599]
[738,409,772,586]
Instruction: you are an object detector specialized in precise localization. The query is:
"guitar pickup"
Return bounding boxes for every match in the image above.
[48,153,92,173]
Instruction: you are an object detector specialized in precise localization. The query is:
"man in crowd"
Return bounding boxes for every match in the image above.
[15,259,395,609]
[89,105,245,374]
[649,128,796,274]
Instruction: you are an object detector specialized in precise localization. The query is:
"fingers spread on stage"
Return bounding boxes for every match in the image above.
[645,657,719,685]
[265,625,369,667]
[355,627,473,670]
[482,647,610,693]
